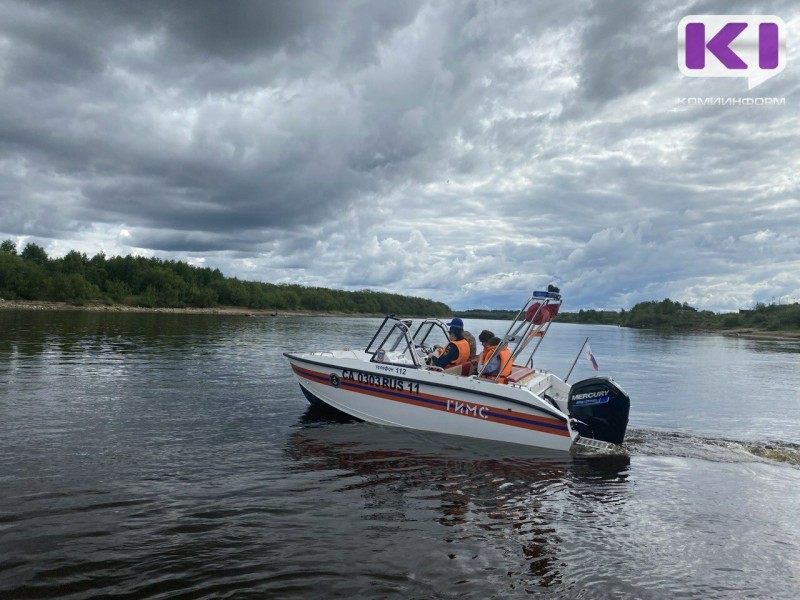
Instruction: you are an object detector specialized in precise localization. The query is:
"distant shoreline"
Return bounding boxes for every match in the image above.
[2,299,799,340]
[696,327,800,340]
[0,299,378,318]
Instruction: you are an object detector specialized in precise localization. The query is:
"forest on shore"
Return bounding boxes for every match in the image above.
[3,241,798,333]
[457,298,800,334]
[0,241,451,317]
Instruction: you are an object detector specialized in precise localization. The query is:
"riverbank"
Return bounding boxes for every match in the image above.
[0,299,376,318]
[704,327,800,340]
[2,299,799,339]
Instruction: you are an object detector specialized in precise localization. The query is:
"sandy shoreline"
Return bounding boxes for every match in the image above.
[0,299,368,318]
[704,328,800,340]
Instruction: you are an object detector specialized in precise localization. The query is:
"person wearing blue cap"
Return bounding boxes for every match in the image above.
[428,317,476,370]
[446,317,476,360]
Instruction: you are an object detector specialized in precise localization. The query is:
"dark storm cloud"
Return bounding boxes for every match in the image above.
[0,0,429,243]
[572,0,669,104]
[12,0,402,72]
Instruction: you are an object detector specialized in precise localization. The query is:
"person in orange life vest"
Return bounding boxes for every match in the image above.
[474,329,495,371]
[446,317,476,359]
[480,336,513,382]
[429,323,471,368]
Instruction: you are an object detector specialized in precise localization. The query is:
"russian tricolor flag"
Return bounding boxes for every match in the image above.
[584,341,599,371]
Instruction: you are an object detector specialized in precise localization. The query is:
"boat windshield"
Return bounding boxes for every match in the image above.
[364,317,428,368]
[411,319,451,350]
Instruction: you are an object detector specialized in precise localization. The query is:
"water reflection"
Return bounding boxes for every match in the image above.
[286,407,630,591]
[0,310,247,357]
[737,336,800,354]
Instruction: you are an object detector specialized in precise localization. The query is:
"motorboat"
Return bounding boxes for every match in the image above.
[284,289,630,453]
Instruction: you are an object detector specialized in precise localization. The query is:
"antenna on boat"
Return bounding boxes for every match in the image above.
[565,337,589,383]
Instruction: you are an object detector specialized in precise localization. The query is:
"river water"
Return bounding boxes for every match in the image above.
[1,311,798,599]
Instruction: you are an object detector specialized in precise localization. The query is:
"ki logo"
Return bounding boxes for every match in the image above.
[678,15,786,89]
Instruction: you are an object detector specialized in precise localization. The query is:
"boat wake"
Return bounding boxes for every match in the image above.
[624,428,800,467]
[296,407,799,468]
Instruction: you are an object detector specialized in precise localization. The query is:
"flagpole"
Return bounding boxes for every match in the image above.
[565,337,588,383]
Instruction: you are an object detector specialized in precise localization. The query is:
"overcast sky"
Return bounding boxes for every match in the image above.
[1,0,798,311]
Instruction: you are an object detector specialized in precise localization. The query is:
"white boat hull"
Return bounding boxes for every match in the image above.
[286,353,576,453]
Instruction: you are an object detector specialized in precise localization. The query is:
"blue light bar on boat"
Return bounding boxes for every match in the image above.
[532,290,561,299]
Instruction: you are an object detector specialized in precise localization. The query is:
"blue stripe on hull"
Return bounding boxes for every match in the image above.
[289,361,570,437]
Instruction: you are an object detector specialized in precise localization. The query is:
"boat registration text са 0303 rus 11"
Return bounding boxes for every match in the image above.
[336,369,421,394]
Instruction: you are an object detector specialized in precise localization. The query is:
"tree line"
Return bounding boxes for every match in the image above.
[0,241,451,316]
[456,298,800,332]
[3,241,796,330]
[556,298,800,332]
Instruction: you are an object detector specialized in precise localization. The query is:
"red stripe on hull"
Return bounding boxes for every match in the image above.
[290,362,570,438]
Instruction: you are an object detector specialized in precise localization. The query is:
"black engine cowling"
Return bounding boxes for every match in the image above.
[568,377,630,445]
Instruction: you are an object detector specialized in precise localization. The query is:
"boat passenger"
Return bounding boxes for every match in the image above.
[474,330,495,371]
[429,325,471,369]
[480,336,513,383]
[447,317,476,359]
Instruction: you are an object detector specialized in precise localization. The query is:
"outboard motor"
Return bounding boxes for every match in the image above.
[568,377,630,445]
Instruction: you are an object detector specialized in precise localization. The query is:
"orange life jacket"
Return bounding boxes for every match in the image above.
[480,345,513,383]
[446,339,471,368]
[496,347,513,382]
[478,345,493,371]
